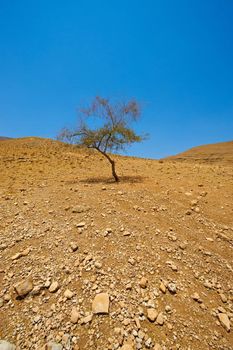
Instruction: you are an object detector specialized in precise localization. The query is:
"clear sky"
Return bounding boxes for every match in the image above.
[1,0,233,158]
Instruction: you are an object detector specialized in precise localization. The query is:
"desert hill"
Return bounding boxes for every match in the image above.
[0,136,12,140]
[0,137,232,350]
[164,140,233,164]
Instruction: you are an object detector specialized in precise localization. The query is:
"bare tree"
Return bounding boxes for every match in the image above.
[58,96,144,182]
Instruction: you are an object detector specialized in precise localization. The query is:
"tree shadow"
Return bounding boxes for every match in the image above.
[79,175,145,185]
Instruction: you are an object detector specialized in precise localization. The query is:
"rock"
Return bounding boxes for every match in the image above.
[72,205,88,213]
[64,289,74,299]
[45,342,63,350]
[80,314,93,324]
[71,307,80,324]
[11,248,30,260]
[154,345,162,350]
[11,252,22,260]
[14,277,33,297]
[76,222,85,228]
[92,292,109,314]
[167,282,177,294]
[147,308,158,322]
[123,231,131,236]
[0,340,16,350]
[192,292,201,302]
[220,293,227,303]
[70,242,79,252]
[159,281,166,293]
[218,313,231,332]
[139,277,148,289]
[49,281,59,293]
[156,312,164,325]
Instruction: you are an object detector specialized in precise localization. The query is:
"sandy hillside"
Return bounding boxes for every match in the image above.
[0,137,232,350]
[164,141,233,164]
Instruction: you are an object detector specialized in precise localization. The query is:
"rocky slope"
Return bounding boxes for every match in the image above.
[163,141,233,164]
[0,138,232,350]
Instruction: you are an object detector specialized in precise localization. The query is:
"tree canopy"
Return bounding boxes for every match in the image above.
[58,96,145,182]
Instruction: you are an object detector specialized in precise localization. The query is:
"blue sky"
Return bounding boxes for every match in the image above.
[0,0,233,158]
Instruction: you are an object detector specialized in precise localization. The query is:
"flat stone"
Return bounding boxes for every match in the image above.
[49,281,60,293]
[0,340,16,350]
[218,313,231,332]
[14,277,33,297]
[92,292,109,314]
[147,308,158,322]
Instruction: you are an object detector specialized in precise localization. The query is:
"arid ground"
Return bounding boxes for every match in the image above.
[0,138,232,350]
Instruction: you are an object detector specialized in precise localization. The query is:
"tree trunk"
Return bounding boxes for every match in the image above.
[96,148,119,182]
[110,158,119,182]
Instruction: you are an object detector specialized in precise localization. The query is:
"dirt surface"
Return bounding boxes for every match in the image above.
[164,140,233,165]
[0,137,232,350]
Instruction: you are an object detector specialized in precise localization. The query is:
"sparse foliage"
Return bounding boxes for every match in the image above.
[58,96,145,182]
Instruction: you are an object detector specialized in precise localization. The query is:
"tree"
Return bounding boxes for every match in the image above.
[58,96,144,182]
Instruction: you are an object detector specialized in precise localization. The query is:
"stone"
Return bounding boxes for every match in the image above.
[121,342,134,350]
[139,277,148,289]
[0,340,16,350]
[80,314,93,324]
[14,277,33,297]
[220,293,227,303]
[92,292,109,314]
[64,289,74,299]
[123,231,131,236]
[218,313,231,332]
[156,312,164,325]
[154,345,162,350]
[71,307,80,324]
[147,308,158,322]
[72,205,87,213]
[49,281,60,293]
[70,242,78,252]
[159,281,166,293]
[11,252,22,260]
[76,222,85,228]
[45,342,63,350]
[192,292,200,301]
[167,282,177,294]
